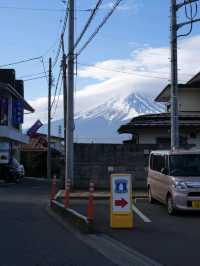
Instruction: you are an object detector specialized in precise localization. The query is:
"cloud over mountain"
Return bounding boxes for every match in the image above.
[25,35,200,129]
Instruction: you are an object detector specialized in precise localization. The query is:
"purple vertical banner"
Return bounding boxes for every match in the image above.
[27,120,43,137]
[0,96,8,125]
[12,99,24,125]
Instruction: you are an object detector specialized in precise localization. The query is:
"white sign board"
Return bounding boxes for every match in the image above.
[0,151,9,164]
[111,174,132,213]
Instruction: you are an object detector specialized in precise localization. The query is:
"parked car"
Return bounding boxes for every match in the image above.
[147,149,200,215]
[4,158,25,183]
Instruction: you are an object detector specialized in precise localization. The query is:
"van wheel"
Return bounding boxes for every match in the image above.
[148,187,155,204]
[167,195,176,215]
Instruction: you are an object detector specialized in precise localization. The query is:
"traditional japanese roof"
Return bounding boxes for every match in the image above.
[118,112,200,134]
[155,72,200,103]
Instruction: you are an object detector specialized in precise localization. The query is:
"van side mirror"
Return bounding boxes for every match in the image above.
[161,168,168,175]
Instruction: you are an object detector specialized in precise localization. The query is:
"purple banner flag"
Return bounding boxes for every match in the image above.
[27,120,43,137]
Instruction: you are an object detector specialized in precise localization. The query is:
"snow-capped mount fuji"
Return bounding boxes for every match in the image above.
[75,93,163,122]
[39,92,164,143]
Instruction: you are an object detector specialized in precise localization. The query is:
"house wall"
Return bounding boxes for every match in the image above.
[138,128,169,144]
[136,127,200,148]
[179,89,200,112]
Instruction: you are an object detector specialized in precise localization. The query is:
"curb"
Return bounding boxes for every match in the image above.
[50,200,94,233]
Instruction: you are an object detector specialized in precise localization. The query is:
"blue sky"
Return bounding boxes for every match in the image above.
[0,0,200,126]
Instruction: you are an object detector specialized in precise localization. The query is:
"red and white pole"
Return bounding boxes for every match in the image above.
[64,179,71,209]
[87,180,95,223]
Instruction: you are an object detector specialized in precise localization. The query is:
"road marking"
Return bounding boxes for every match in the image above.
[52,200,88,223]
[132,204,151,223]
[47,208,161,266]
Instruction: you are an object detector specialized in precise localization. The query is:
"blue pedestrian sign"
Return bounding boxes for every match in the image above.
[115,179,128,194]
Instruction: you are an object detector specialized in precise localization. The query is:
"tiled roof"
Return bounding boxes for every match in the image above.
[118,112,200,134]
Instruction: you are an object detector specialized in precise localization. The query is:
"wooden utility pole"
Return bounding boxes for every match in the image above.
[47,58,52,180]
[65,0,75,187]
[170,0,179,150]
[61,34,67,188]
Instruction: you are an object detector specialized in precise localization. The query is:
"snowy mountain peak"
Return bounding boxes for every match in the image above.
[75,92,164,122]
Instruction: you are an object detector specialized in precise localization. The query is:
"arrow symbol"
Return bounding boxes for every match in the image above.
[115,198,128,208]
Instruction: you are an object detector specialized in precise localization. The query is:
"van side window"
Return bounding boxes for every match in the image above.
[150,154,165,173]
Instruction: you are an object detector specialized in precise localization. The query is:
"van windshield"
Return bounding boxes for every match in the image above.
[170,154,200,177]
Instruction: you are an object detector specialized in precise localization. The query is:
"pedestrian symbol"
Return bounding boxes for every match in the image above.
[115,179,128,194]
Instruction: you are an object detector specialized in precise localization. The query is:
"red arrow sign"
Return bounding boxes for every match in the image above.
[115,198,128,208]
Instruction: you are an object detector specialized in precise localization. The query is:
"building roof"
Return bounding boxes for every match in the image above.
[155,72,200,103]
[150,149,200,156]
[34,132,64,141]
[21,133,64,151]
[0,82,34,112]
[118,112,200,134]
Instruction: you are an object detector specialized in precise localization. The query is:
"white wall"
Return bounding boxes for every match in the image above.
[179,89,200,112]
[137,127,200,148]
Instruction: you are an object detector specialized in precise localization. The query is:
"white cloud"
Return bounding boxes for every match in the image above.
[101,0,142,13]
[24,35,200,128]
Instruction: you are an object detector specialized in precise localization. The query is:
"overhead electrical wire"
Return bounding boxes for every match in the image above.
[51,68,62,110]
[23,75,46,82]
[0,56,42,68]
[73,0,103,50]
[77,0,123,56]
[41,57,48,85]
[0,6,94,13]
[51,79,63,119]
[178,0,199,38]
[52,0,69,68]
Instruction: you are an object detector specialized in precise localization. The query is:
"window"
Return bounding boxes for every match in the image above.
[150,154,166,173]
[0,96,8,126]
[170,154,200,177]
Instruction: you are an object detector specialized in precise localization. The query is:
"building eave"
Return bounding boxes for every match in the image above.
[0,126,29,144]
[0,82,34,112]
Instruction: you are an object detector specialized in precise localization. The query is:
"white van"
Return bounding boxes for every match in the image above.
[147,150,200,215]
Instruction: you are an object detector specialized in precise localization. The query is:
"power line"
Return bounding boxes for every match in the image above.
[19,71,45,79]
[0,56,42,68]
[41,57,48,85]
[51,68,62,110]
[73,0,103,50]
[0,6,66,12]
[23,75,46,82]
[0,6,94,13]
[52,79,63,119]
[52,1,69,68]
[77,0,123,56]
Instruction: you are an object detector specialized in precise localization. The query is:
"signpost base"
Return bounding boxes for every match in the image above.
[110,212,133,228]
[110,174,133,229]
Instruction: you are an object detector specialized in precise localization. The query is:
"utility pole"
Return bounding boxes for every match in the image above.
[61,34,67,188]
[66,0,75,187]
[47,58,52,180]
[171,0,179,150]
[170,0,200,150]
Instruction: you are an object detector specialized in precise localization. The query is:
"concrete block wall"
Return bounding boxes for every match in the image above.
[74,143,158,190]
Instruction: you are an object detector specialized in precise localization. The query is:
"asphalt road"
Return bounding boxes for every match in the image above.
[70,198,200,266]
[0,179,115,266]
